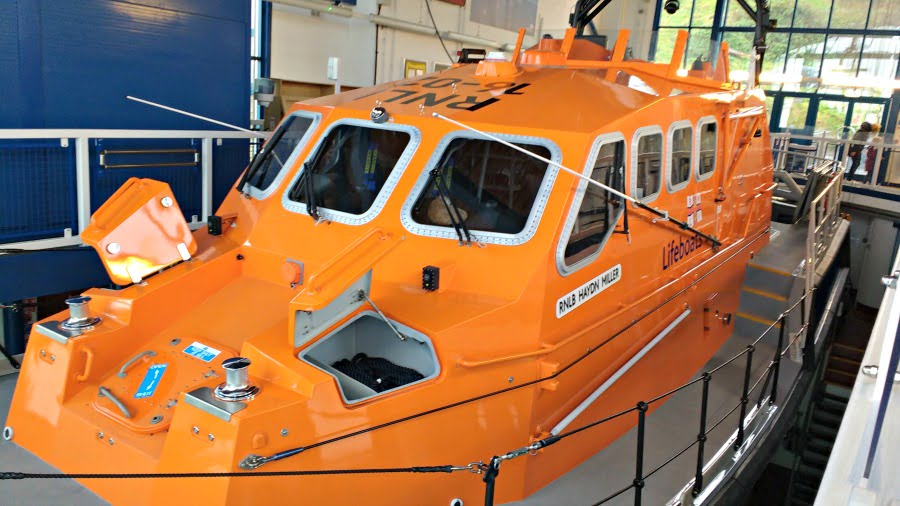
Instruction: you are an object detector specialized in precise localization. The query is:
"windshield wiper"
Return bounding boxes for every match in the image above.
[430,168,472,246]
[297,163,320,222]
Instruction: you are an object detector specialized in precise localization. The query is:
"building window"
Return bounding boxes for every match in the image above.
[669,123,693,189]
[562,137,626,268]
[697,119,717,179]
[633,127,663,201]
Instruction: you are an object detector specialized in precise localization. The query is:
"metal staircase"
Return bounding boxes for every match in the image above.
[786,386,851,505]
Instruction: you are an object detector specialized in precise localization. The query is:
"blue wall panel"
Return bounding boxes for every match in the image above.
[0,0,250,305]
[2,0,249,130]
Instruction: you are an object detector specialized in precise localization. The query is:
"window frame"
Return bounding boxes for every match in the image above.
[630,125,664,206]
[556,132,627,276]
[244,110,322,200]
[666,120,694,193]
[400,131,561,246]
[281,118,421,226]
[694,116,718,182]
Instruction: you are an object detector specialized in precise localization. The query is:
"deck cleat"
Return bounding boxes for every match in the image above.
[214,357,259,402]
[58,296,102,331]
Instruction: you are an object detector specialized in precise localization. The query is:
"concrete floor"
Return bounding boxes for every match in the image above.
[0,374,106,505]
[0,327,798,506]
[516,322,800,505]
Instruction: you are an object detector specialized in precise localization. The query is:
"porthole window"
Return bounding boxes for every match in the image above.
[632,127,663,202]
[696,118,717,180]
[668,122,693,190]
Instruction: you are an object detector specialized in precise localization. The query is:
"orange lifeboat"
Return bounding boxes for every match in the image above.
[5,28,779,505]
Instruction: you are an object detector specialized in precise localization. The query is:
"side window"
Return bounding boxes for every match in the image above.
[669,124,693,189]
[243,114,315,194]
[633,129,663,201]
[563,138,626,267]
[697,120,717,179]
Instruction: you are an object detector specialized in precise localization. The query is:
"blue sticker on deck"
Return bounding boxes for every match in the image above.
[134,364,167,399]
[183,341,221,362]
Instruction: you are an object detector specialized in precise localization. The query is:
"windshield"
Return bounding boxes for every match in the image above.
[411,138,551,235]
[287,124,411,215]
[242,114,314,193]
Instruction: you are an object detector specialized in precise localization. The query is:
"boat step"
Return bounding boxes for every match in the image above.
[807,425,838,441]
[804,438,834,456]
[816,399,848,417]
[811,410,843,428]
[831,342,865,362]
[800,453,829,469]
[738,289,789,322]
[824,370,856,389]
[793,482,819,498]
[745,262,796,294]
[822,390,850,404]
[827,355,861,375]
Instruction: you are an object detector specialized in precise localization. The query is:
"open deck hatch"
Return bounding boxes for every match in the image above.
[299,311,439,404]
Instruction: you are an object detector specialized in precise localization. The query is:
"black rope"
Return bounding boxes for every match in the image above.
[0,465,461,480]
[592,482,635,505]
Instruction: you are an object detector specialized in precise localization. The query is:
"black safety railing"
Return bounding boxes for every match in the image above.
[0,290,815,506]
[481,290,813,506]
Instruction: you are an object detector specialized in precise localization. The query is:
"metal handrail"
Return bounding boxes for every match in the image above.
[0,128,260,251]
[772,132,896,189]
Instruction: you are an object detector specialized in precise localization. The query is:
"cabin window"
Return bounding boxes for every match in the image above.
[669,123,693,189]
[409,137,552,235]
[697,119,717,180]
[561,137,626,268]
[242,112,317,196]
[632,127,663,202]
[287,124,411,216]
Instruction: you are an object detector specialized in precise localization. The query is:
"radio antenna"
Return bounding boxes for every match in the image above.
[126,96,266,138]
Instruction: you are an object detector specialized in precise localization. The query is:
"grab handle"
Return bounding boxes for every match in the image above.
[98,386,132,419]
[117,350,156,378]
[76,348,94,382]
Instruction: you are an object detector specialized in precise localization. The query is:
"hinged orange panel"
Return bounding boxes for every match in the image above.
[82,178,198,285]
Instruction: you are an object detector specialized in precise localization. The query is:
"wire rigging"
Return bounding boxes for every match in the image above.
[423,0,455,64]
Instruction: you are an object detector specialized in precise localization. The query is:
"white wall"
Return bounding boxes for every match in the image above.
[270,0,659,87]
[271,1,378,88]
[375,0,571,82]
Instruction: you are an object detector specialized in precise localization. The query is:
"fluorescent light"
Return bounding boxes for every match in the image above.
[273,0,353,18]
[370,15,436,36]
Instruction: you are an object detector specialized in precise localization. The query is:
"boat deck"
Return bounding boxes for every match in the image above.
[0,223,818,505]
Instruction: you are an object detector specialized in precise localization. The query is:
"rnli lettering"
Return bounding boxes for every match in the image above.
[380,78,530,111]
[662,235,702,270]
[556,264,622,318]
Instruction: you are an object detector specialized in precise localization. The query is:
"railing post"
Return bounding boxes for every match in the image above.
[870,145,883,187]
[201,137,214,221]
[692,373,711,498]
[74,137,92,234]
[770,315,786,405]
[801,290,816,369]
[634,401,647,506]
[734,345,754,450]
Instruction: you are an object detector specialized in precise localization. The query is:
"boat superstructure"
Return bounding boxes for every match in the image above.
[4,28,784,504]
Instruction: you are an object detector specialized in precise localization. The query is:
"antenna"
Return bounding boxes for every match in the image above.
[126,96,266,138]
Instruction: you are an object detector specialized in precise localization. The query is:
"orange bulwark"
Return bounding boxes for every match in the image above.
[5,29,775,504]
